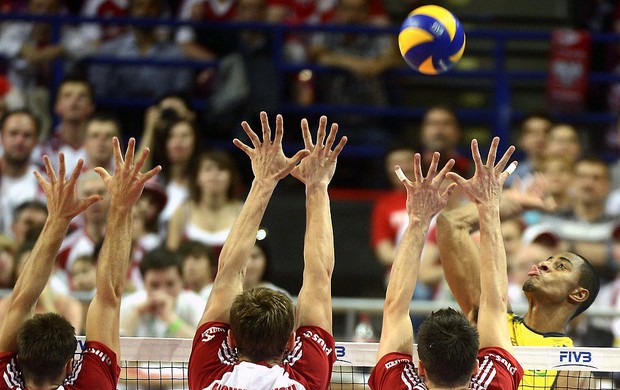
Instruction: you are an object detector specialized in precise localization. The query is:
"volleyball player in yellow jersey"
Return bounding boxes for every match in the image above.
[436,182,600,390]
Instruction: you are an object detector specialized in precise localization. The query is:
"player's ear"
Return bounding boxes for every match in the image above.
[471,359,479,376]
[286,331,295,351]
[227,330,237,349]
[65,358,74,377]
[568,287,589,305]
[417,360,426,378]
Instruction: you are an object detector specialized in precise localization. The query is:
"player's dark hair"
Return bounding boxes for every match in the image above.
[571,255,600,320]
[417,308,479,387]
[230,287,294,362]
[17,313,77,386]
[139,247,183,278]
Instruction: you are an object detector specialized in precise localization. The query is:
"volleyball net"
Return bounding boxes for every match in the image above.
[78,337,620,389]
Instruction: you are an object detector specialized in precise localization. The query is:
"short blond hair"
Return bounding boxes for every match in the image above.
[230,287,294,362]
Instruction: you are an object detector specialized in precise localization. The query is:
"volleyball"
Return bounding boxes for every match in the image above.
[398,5,466,75]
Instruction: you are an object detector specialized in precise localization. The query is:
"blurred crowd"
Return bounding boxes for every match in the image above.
[1,0,620,347]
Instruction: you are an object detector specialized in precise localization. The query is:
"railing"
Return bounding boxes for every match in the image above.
[2,13,620,158]
[2,288,619,340]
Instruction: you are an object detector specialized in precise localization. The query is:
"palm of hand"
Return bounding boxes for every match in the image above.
[291,153,335,186]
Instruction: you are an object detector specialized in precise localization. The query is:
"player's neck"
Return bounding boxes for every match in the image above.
[24,380,62,390]
[525,299,571,334]
[238,355,282,367]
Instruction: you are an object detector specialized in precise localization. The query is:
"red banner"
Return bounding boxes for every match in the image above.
[546,29,591,112]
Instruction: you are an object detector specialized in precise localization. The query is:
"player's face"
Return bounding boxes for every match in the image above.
[144,266,183,299]
[522,252,584,303]
[1,113,38,165]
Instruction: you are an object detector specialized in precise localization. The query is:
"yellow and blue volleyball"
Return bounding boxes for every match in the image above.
[398,5,466,75]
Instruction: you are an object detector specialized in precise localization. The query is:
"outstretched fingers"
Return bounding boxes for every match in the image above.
[273,114,283,144]
[413,153,423,183]
[329,134,347,163]
[260,111,272,143]
[42,155,56,186]
[433,158,455,187]
[315,116,327,148]
[485,137,500,167]
[124,138,136,168]
[240,121,261,148]
[300,118,314,150]
[495,145,516,172]
[67,159,85,187]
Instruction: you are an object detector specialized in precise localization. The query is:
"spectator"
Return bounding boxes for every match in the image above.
[149,118,202,232]
[418,105,470,177]
[308,0,397,144]
[0,241,84,334]
[0,0,98,135]
[506,112,553,186]
[10,200,47,246]
[88,0,193,98]
[82,112,120,172]
[120,247,206,337]
[129,178,167,291]
[546,123,583,163]
[38,77,95,172]
[528,157,615,282]
[138,93,196,170]
[56,171,110,289]
[175,0,237,60]
[0,109,43,236]
[179,240,215,299]
[167,149,242,256]
[205,0,282,138]
[79,0,130,45]
[540,155,575,214]
[70,254,97,294]
[0,235,16,289]
[370,146,415,274]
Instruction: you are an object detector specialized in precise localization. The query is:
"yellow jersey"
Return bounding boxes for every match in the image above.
[508,312,573,390]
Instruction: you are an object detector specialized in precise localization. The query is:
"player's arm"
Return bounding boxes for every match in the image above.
[291,117,347,332]
[199,112,309,327]
[87,138,161,361]
[377,153,456,358]
[447,138,515,351]
[0,155,101,353]
[437,172,552,320]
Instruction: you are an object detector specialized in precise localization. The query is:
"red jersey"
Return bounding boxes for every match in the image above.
[0,341,120,389]
[368,347,523,390]
[188,322,336,390]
